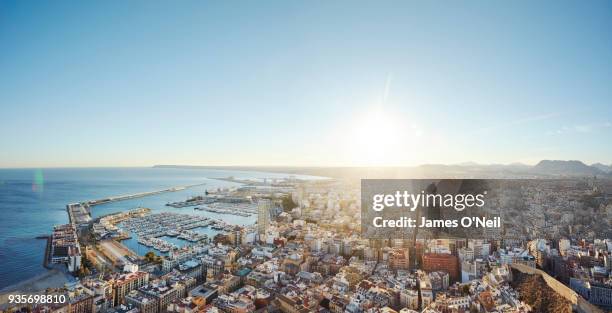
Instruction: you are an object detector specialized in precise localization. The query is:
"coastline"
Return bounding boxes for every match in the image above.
[0,167,307,290]
[0,269,72,306]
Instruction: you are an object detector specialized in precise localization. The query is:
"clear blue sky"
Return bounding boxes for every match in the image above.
[1,1,611,167]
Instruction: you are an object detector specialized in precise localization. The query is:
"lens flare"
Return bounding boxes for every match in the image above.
[32,169,44,192]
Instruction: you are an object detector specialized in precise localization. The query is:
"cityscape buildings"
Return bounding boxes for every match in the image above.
[1,175,610,313]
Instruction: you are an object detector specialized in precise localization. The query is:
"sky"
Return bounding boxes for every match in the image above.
[1,0,611,168]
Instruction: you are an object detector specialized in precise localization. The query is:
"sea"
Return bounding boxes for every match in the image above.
[0,167,320,289]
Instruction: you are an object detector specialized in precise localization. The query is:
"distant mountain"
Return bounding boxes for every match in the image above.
[532,160,606,176]
[508,162,531,168]
[591,162,612,173]
[154,160,612,179]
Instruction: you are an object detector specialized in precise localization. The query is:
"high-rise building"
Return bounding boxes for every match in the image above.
[257,199,271,236]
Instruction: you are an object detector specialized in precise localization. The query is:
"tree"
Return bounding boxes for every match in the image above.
[81,250,93,269]
[77,266,90,278]
[144,251,157,263]
[461,284,471,296]
[281,195,297,211]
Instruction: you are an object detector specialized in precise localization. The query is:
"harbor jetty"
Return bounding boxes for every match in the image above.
[166,195,214,208]
[67,183,205,228]
[49,183,205,275]
[84,183,205,207]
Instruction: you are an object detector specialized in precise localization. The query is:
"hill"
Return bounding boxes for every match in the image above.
[592,162,612,173]
[510,269,573,313]
[533,160,606,176]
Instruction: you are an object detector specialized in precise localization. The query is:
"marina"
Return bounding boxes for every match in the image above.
[70,181,264,263]
[67,183,206,229]
[118,212,229,254]
[168,193,259,217]
[166,195,214,208]
[92,207,150,240]
[194,201,257,217]
[0,167,297,290]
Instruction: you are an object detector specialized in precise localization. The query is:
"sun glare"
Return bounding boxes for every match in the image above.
[342,109,411,166]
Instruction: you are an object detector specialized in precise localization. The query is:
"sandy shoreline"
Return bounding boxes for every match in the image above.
[0,268,72,295]
[0,269,73,309]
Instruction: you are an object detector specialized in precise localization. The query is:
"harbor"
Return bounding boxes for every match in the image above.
[67,183,206,228]
[43,176,265,283]
[92,207,151,240]
[0,167,302,293]
[85,183,205,206]
[117,212,241,255]
[167,192,259,217]
[194,202,257,217]
[165,195,214,208]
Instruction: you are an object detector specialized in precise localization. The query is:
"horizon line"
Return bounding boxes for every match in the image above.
[1,159,610,170]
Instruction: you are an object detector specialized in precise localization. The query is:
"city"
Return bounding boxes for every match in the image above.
[1,1,612,313]
[1,168,611,313]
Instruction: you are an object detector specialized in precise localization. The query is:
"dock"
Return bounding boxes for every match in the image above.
[41,235,51,269]
[36,183,208,281]
[212,177,265,185]
[67,183,205,227]
[83,183,206,207]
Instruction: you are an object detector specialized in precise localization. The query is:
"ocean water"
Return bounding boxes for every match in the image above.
[0,167,316,289]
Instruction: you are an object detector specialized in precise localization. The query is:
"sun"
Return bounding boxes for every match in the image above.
[342,108,406,166]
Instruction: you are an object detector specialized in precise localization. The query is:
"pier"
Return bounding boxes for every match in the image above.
[212,176,265,185]
[83,183,205,207]
[41,235,51,269]
[57,183,206,272]
[67,183,205,227]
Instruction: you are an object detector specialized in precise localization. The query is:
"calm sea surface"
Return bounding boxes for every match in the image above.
[0,167,317,289]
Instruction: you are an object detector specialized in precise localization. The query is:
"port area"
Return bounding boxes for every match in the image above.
[165,195,215,207]
[85,183,205,206]
[67,183,205,227]
[121,212,214,253]
[92,207,150,240]
[211,175,298,187]
[93,207,221,255]
[45,184,205,278]
[195,202,256,217]
[166,192,257,217]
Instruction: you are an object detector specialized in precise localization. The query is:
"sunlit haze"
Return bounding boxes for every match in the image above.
[1,1,611,167]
